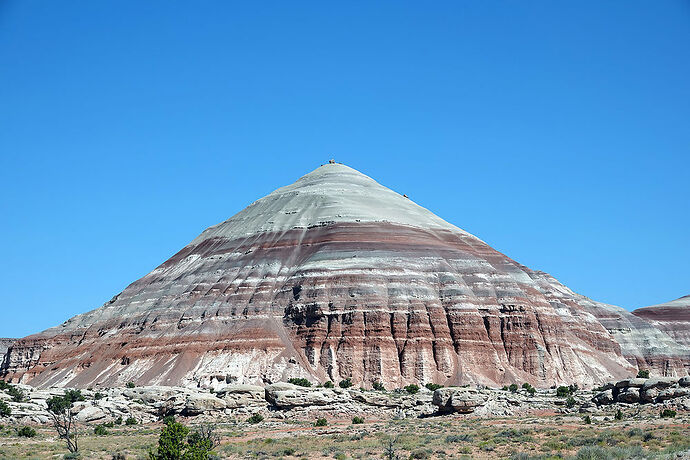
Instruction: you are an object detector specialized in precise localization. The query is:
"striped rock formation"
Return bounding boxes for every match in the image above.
[1,163,687,389]
[633,296,690,348]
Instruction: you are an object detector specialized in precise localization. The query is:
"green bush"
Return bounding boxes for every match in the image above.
[323,381,335,388]
[372,381,385,391]
[114,416,123,425]
[352,416,364,424]
[63,389,85,403]
[287,378,312,387]
[6,385,25,403]
[566,396,576,408]
[445,434,473,443]
[0,380,9,390]
[314,418,327,427]
[338,378,353,389]
[282,448,296,455]
[425,383,443,391]
[94,392,105,400]
[0,401,10,417]
[583,415,592,424]
[126,381,136,388]
[660,409,677,418]
[94,424,108,436]
[125,416,137,426]
[556,386,571,397]
[404,384,419,394]
[246,413,264,424]
[522,383,536,395]
[637,369,650,378]
[17,426,36,438]
[615,409,623,420]
[509,383,519,393]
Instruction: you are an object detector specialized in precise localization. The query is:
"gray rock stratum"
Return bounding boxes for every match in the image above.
[633,296,690,348]
[1,163,687,389]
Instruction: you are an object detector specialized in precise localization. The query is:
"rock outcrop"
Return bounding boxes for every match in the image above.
[593,376,690,407]
[1,163,687,389]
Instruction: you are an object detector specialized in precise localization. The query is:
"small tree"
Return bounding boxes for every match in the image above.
[509,383,519,393]
[383,436,401,460]
[615,409,623,420]
[323,381,335,388]
[149,418,218,460]
[637,369,650,378]
[47,391,82,453]
[425,383,442,391]
[339,378,353,389]
[352,416,364,424]
[126,381,136,388]
[556,386,571,397]
[372,381,385,391]
[566,396,576,408]
[315,418,327,427]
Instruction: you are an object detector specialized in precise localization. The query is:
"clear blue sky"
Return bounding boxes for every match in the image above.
[1,1,688,338]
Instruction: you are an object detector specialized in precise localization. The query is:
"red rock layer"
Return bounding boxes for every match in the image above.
[2,222,646,389]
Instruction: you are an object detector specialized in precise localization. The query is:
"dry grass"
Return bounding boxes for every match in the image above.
[0,409,688,459]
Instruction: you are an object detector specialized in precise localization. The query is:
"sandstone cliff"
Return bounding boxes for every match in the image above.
[1,164,686,389]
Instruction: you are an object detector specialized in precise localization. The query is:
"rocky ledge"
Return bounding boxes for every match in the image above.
[5,376,689,428]
[592,376,690,408]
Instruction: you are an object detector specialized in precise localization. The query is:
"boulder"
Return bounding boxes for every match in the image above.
[265,383,350,408]
[640,387,660,404]
[74,405,108,423]
[432,388,486,413]
[615,378,646,389]
[679,376,690,387]
[657,387,690,402]
[214,384,264,409]
[592,389,614,405]
[616,388,640,403]
[183,393,226,415]
[642,377,677,391]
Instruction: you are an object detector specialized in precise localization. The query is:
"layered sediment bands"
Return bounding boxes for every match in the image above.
[633,296,690,348]
[1,163,686,388]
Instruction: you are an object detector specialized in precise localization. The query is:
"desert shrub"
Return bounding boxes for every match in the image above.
[615,409,623,420]
[64,389,85,403]
[445,434,473,443]
[246,413,264,424]
[126,381,135,388]
[0,380,9,390]
[637,369,650,378]
[479,440,495,451]
[315,418,327,427]
[404,384,419,394]
[323,381,335,388]
[102,421,115,428]
[352,416,364,424]
[0,401,10,417]
[125,416,137,425]
[282,447,296,455]
[566,396,577,408]
[6,385,25,403]
[509,383,519,393]
[94,392,105,400]
[409,448,432,459]
[339,378,353,389]
[556,386,571,397]
[287,378,312,387]
[372,381,385,391]
[114,416,123,425]
[425,383,443,391]
[63,453,81,460]
[17,426,36,438]
[583,415,592,424]
[660,409,677,418]
[94,424,108,436]
[502,385,510,391]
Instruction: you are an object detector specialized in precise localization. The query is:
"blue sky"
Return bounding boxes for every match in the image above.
[1,1,688,338]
